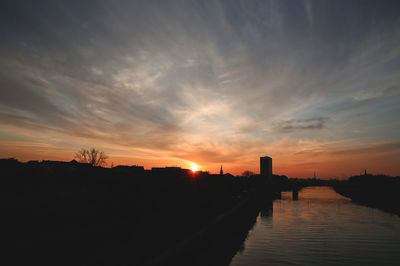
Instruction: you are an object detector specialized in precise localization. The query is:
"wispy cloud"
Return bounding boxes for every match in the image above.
[273,117,328,133]
[0,0,400,176]
[352,86,400,102]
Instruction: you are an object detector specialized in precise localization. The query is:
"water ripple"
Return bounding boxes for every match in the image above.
[230,187,400,266]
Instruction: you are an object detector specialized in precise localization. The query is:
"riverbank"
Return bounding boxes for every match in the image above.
[1,158,276,265]
[144,194,273,266]
[333,174,400,215]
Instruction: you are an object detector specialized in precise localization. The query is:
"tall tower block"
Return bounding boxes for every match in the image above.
[260,156,272,179]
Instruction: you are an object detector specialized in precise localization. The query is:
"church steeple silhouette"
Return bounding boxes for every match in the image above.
[220,165,223,175]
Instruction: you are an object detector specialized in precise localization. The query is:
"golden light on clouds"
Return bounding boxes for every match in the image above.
[0,1,400,178]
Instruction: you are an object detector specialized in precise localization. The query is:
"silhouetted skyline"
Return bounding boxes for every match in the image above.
[1,1,400,177]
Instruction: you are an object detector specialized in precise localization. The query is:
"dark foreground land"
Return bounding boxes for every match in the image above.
[1,159,276,266]
[334,174,400,215]
[4,158,397,265]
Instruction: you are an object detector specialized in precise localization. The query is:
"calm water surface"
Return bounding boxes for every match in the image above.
[230,186,400,266]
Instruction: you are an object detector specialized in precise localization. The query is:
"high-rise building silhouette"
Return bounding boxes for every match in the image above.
[260,156,272,179]
[220,165,223,175]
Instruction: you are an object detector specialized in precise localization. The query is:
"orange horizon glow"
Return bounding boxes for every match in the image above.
[1,141,400,179]
[1,2,400,181]
[1,125,400,179]
[191,163,198,172]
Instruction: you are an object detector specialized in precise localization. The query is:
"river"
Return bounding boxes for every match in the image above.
[229,186,400,266]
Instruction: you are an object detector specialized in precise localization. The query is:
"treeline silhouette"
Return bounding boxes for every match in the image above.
[334,174,400,215]
[1,158,275,266]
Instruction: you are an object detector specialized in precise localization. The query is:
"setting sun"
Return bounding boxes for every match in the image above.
[191,164,198,172]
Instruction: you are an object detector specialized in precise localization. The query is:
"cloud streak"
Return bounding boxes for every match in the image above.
[273,117,328,133]
[1,0,400,177]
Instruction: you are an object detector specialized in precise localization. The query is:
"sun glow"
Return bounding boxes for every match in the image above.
[191,164,198,172]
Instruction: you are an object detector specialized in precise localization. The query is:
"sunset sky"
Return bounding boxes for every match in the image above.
[1,0,400,178]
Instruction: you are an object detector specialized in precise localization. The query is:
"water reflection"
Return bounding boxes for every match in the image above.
[230,187,400,266]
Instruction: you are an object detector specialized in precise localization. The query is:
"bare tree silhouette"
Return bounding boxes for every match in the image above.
[74,148,108,167]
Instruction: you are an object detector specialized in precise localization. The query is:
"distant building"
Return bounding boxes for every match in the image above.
[41,160,91,168]
[152,167,182,172]
[151,167,190,175]
[114,165,145,173]
[260,156,272,179]
[220,165,223,175]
